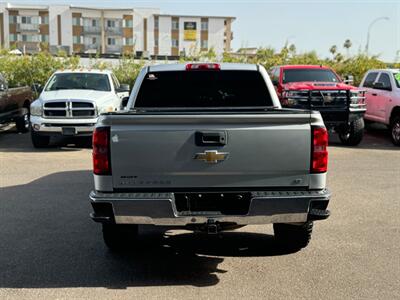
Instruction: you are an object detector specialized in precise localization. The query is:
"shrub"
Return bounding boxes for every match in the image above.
[0,45,394,89]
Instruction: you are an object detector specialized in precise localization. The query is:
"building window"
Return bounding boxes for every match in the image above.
[201,21,208,31]
[21,34,37,42]
[92,19,98,27]
[72,17,81,26]
[154,38,159,47]
[154,18,159,29]
[92,37,98,44]
[172,39,179,48]
[41,16,49,25]
[41,35,49,42]
[124,19,133,27]
[124,38,134,46]
[172,20,179,30]
[107,20,116,28]
[9,16,17,24]
[201,40,208,49]
[73,35,82,44]
[9,34,18,42]
[108,38,116,45]
[21,16,32,24]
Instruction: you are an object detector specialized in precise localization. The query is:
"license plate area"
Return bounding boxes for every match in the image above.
[62,127,76,136]
[174,192,251,216]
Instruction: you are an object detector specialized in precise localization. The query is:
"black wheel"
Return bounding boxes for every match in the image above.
[102,223,139,251]
[31,130,50,148]
[390,116,400,146]
[338,118,364,146]
[274,222,313,251]
[15,113,30,133]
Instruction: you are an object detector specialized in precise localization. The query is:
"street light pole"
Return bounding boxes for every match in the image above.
[365,17,389,56]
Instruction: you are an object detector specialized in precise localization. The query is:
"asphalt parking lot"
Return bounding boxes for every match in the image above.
[0,125,399,300]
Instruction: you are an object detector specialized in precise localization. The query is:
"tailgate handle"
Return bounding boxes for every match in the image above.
[195,131,227,146]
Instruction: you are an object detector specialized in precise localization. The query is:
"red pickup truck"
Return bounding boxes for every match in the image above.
[269,65,366,146]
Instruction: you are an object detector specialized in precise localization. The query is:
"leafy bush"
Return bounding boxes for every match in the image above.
[0,44,394,90]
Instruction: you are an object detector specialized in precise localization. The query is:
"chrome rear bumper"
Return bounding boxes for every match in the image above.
[89,189,331,226]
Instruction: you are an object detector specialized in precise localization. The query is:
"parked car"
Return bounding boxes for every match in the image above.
[360,69,400,146]
[269,65,366,145]
[89,63,331,251]
[0,73,33,132]
[30,69,130,148]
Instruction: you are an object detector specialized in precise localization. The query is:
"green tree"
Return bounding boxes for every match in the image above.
[343,39,352,58]
[329,45,337,58]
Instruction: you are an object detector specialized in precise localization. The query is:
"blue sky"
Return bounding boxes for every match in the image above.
[9,0,400,61]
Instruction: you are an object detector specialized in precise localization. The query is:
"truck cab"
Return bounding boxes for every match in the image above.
[360,69,400,145]
[270,65,366,146]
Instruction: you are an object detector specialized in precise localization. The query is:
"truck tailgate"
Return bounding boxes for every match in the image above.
[108,113,312,190]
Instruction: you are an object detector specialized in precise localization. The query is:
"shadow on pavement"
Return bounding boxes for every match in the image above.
[0,127,92,153]
[0,170,293,289]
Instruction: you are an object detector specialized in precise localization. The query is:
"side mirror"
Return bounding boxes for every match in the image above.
[272,79,279,86]
[121,96,130,109]
[343,75,354,85]
[373,82,392,91]
[117,84,130,93]
[32,83,43,94]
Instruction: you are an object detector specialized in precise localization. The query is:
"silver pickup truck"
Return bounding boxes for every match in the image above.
[90,63,331,251]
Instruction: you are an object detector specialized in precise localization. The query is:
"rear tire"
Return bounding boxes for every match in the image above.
[102,224,139,251]
[338,118,364,146]
[31,130,50,148]
[390,116,400,146]
[274,222,313,251]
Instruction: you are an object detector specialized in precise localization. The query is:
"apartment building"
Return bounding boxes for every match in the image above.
[0,3,235,57]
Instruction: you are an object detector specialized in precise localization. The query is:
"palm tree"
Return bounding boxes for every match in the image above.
[329,45,337,59]
[343,39,352,58]
[288,44,296,56]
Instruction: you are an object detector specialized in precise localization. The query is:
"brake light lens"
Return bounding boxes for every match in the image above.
[93,127,111,175]
[186,63,221,71]
[311,126,328,173]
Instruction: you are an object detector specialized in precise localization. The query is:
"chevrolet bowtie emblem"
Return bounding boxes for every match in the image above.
[194,150,229,164]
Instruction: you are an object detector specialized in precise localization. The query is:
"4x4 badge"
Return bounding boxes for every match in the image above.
[194,150,229,164]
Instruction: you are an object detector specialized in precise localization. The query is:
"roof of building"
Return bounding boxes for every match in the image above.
[154,14,236,20]
[70,6,135,12]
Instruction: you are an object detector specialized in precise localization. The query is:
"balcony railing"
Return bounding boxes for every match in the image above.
[105,27,122,35]
[106,45,122,53]
[17,23,39,32]
[83,26,101,34]
[84,44,101,51]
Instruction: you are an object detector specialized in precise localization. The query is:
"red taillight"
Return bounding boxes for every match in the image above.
[311,126,328,173]
[186,63,221,71]
[93,127,111,175]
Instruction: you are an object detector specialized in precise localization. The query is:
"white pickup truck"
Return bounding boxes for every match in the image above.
[30,69,130,147]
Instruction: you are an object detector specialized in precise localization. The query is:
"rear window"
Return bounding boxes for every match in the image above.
[134,70,273,108]
[283,69,340,84]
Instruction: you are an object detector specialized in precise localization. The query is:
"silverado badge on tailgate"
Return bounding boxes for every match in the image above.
[194,150,229,164]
